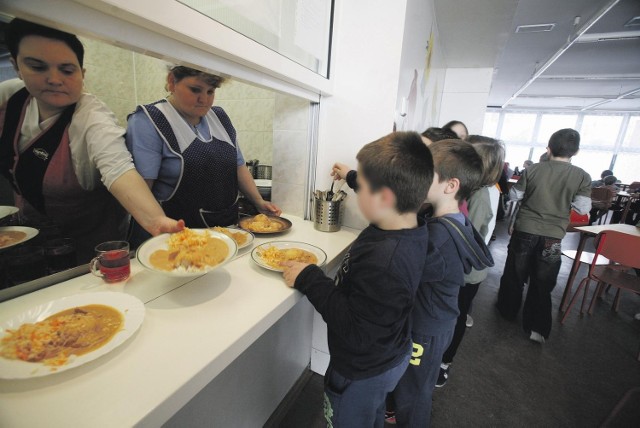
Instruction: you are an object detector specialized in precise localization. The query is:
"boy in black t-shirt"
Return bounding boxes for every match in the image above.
[282,132,433,427]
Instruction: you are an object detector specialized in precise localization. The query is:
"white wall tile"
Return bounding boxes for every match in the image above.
[272,130,308,185]
[271,181,305,218]
[274,94,309,131]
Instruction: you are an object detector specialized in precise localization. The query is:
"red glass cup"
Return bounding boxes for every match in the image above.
[90,241,131,283]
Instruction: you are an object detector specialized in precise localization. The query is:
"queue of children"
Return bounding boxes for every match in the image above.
[280,123,591,427]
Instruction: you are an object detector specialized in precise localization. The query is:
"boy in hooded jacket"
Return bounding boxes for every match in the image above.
[391,139,494,427]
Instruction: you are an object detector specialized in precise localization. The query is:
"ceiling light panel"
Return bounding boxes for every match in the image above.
[577,30,640,43]
[515,23,556,33]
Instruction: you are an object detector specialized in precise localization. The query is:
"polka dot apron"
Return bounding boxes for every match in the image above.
[139,100,239,227]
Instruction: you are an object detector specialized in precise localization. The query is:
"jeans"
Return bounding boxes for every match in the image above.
[324,356,409,428]
[391,330,454,428]
[442,282,480,364]
[497,231,562,338]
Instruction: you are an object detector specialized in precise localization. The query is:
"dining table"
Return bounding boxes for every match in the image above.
[560,223,640,312]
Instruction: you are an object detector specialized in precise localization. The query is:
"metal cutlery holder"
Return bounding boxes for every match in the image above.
[314,196,345,232]
[255,165,272,179]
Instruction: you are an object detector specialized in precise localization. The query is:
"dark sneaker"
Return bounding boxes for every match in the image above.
[435,365,449,387]
[384,410,396,424]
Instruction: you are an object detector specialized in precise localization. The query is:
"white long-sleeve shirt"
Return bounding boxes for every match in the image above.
[0,78,134,190]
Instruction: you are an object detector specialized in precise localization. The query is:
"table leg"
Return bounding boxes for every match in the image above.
[620,199,632,224]
[560,232,588,313]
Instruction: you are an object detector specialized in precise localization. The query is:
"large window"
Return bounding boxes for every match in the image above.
[500,113,536,143]
[484,110,640,184]
[537,114,577,144]
[580,115,623,148]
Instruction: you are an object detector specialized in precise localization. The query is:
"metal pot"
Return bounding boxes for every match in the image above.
[255,165,272,180]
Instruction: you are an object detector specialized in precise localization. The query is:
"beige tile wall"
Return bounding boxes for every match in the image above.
[216,81,275,165]
[271,94,310,217]
[82,37,170,125]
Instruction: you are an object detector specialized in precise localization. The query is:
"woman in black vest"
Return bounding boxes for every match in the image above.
[0,19,182,262]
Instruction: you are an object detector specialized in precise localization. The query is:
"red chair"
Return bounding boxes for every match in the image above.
[561,231,640,330]
[559,210,609,312]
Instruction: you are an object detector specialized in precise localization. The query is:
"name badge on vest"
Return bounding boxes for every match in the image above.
[33,148,49,161]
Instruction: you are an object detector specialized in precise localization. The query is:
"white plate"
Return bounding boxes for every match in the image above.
[251,241,327,272]
[0,206,18,220]
[210,227,254,249]
[0,226,39,250]
[0,292,145,379]
[136,229,238,277]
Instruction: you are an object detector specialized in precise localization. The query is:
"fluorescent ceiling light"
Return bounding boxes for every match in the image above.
[624,16,640,27]
[538,75,640,81]
[576,30,640,43]
[515,23,556,33]
[581,87,640,111]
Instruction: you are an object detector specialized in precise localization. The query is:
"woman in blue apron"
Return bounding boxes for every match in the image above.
[126,66,280,245]
[0,19,182,263]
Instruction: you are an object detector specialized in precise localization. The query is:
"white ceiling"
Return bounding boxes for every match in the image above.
[434,0,640,112]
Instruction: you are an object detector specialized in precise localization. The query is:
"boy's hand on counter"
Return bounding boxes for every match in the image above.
[282,261,310,287]
[331,163,351,181]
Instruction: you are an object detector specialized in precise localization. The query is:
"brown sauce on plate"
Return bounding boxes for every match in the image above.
[0,304,123,366]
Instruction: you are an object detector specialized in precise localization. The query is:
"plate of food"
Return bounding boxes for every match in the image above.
[0,226,39,250]
[0,206,18,220]
[0,292,145,379]
[210,226,254,249]
[239,214,292,234]
[137,228,238,277]
[252,241,327,272]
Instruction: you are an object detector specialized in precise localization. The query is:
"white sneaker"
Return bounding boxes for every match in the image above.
[466,314,473,328]
[529,331,545,344]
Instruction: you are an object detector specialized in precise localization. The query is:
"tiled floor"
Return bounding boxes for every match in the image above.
[275,219,640,427]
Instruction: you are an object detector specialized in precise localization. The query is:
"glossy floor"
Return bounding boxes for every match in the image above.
[274,219,640,427]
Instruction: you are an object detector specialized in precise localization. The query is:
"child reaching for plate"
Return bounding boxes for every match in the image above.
[281,131,433,427]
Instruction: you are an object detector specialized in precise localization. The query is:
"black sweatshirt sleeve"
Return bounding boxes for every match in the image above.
[294,263,412,351]
[346,170,359,192]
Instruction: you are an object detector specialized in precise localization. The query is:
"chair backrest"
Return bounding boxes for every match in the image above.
[591,186,613,201]
[591,187,615,209]
[592,230,640,270]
